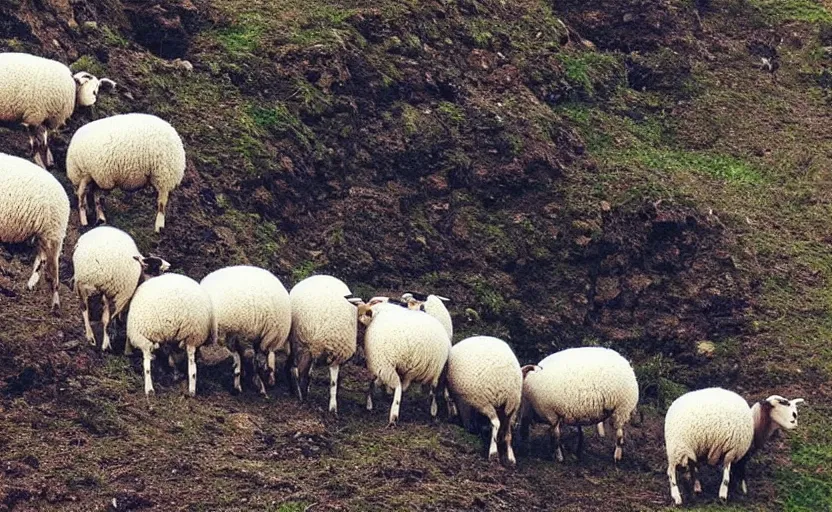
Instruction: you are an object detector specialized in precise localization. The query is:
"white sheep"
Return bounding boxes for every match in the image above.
[447,335,522,466]
[0,153,70,312]
[359,300,451,426]
[126,273,217,397]
[200,265,292,396]
[664,388,804,505]
[288,274,363,414]
[65,113,186,233]
[72,226,170,352]
[402,291,453,340]
[519,346,639,463]
[0,52,115,168]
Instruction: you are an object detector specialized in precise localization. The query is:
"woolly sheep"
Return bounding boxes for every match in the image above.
[0,153,70,312]
[0,52,115,168]
[519,346,639,463]
[447,335,522,466]
[359,300,451,426]
[200,265,292,396]
[126,273,217,397]
[288,274,363,414]
[664,388,804,505]
[401,291,453,340]
[65,113,186,233]
[72,226,170,352]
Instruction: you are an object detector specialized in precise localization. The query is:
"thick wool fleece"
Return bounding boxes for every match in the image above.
[0,52,75,128]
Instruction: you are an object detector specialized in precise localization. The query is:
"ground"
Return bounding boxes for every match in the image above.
[1,0,831,510]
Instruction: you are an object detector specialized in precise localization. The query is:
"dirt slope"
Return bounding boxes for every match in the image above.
[1,0,831,510]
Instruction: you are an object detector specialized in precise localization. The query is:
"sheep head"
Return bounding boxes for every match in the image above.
[74,71,118,107]
[134,254,171,277]
[764,395,805,431]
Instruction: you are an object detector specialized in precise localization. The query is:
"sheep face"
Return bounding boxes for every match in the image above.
[133,254,171,277]
[74,72,117,107]
[766,395,805,430]
[357,303,375,326]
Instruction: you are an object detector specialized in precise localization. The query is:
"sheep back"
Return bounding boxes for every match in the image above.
[448,336,522,418]
[0,53,75,128]
[365,308,450,391]
[127,273,215,352]
[0,153,70,245]
[664,387,754,467]
[524,346,639,426]
[72,226,143,309]
[289,275,356,364]
[66,113,186,192]
[200,265,291,353]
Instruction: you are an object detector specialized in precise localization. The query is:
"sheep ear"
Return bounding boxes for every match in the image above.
[521,365,540,378]
[99,78,117,90]
[133,255,148,269]
[403,291,428,301]
[346,296,364,305]
[791,398,805,406]
[435,295,450,302]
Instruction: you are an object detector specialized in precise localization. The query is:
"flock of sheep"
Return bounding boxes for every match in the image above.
[0,51,807,506]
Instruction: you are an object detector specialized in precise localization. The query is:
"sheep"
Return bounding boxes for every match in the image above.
[0,52,115,168]
[200,265,292,396]
[447,335,522,466]
[401,291,453,340]
[288,274,363,414]
[126,273,217,397]
[71,226,170,352]
[519,346,639,463]
[65,113,186,233]
[664,388,804,505]
[359,300,451,426]
[0,153,70,312]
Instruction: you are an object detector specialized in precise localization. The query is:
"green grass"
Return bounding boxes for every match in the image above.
[249,104,315,149]
[213,12,265,55]
[557,51,624,98]
[749,0,832,23]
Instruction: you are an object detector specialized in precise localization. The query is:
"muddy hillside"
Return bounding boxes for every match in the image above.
[1,0,831,510]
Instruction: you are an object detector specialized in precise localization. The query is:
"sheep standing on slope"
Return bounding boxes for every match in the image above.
[200,265,292,396]
[72,226,170,351]
[402,291,453,340]
[0,52,115,168]
[520,346,639,463]
[664,388,804,505]
[127,273,217,397]
[65,113,186,233]
[360,300,451,426]
[447,336,522,466]
[0,153,70,312]
[288,275,363,414]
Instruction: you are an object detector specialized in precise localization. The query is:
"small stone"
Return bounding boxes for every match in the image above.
[83,21,98,30]
[697,341,716,358]
[600,200,611,212]
[623,13,634,22]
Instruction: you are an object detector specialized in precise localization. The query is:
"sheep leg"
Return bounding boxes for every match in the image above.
[25,124,35,155]
[486,410,500,461]
[155,188,170,233]
[76,177,91,226]
[267,350,276,386]
[429,386,438,418]
[718,462,733,501]
[31,126,48,169]
[597,421,606,437]
[242,347,266,396]
[614,426,624,462]
[388,380,403,427]
[551,421,564,462]
[187,345,197,397]
[328,364,339,415]
[26,248,44,290]
[294,350,313,402]
[689,460,702,493]
[444,387,457,417]
[142,349,155,396]
[42,128,53,168]
[78,289,95,345]
[503,411,517,467]
[100,296,112,351]
[576,426,584,461]
[668,463,682,505]
[93,187,106,225]
[46,241,60,313]
[366,378,377,411]
[231,351,242,393]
